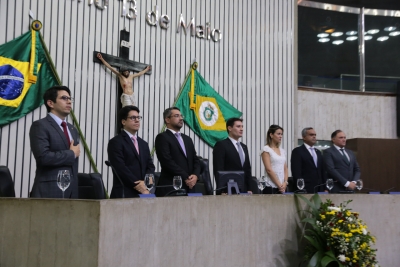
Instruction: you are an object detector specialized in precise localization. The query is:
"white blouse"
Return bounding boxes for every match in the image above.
[261,145,286,188]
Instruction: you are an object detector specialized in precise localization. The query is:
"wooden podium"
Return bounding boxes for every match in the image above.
[346,138,400,193]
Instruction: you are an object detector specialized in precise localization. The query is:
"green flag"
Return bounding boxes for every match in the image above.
[0,29,59,126]
[175,65,242,147]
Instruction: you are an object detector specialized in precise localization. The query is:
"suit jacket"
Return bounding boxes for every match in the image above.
[213,138,253,194]
[29,114,80,198]
[291,144,326,193]
[323,146,361,193]
[107,130,155,198]
[154,130,200,196]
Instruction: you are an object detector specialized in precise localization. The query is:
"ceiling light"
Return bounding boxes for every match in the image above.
[318,38,330,43]
[346,31,357,35]
[346,36,358,41]
[389,31,400,36]
[384,26,396,31]
[317,33,329,38]
[367,29,380,34]
[332,40,344,45]
[377,36,389,41]
[364,35,373,40]
[331,32,343,37]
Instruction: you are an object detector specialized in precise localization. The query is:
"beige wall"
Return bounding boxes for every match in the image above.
[1,195,399,267]
[296,88,397,140]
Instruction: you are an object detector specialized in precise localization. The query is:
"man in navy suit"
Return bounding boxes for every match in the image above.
[213,118,253,194]
[155,107,200,196]
[291,127,326,193]
[108,106,155,198]
[323,130,361,193]
[30,86,81,198]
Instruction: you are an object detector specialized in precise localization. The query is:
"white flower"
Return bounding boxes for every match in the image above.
[362,228,368,235]
[338,254,346,262]
[328,206,341,211]
[347,217,353,222]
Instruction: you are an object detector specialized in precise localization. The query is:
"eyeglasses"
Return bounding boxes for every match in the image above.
[59,96,74,102]
[127,116,142,121]
[169,114,184,119]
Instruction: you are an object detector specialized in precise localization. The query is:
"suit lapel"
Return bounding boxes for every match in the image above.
[226,139,242,167]
[122,131,141,164]
[166,130,187,158]
[301,144,316,167]
[47,115,70,148]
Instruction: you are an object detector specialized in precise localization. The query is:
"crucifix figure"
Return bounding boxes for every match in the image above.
[97,53,151,107]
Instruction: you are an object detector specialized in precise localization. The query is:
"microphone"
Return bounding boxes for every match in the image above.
[213,186,228,192]
[105,160,125,198]
[314,182,327,193]
[382,187,395,194]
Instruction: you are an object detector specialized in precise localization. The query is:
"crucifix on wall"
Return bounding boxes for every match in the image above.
[93,29,151,109]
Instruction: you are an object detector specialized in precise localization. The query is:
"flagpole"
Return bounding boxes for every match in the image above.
[35,24,108,197]
[150,62,198,156]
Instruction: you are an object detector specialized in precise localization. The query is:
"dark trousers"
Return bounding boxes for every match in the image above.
[262,187,281,194]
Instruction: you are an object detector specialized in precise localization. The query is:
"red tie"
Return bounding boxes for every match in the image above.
[61,121,71,147]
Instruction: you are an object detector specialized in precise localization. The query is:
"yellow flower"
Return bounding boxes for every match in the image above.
[345,238,349,242]
[345,257,350,262]
[320,215,326,220]
[338,220,343,223]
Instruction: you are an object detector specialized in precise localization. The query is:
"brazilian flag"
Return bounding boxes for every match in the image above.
[0,27,59,127]
[175,63,242,147]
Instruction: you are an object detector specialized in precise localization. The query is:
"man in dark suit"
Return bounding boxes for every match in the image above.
[108,106,155,198]
[155,107,201,196]
[323,130,361,193]
[213,118,253,194]
[291,127,326,193]
[29,86,80,198]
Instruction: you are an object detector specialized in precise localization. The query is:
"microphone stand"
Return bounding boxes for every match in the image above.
[105,160,125,198]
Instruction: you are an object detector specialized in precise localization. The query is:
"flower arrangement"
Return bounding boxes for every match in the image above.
[297,194,379,267]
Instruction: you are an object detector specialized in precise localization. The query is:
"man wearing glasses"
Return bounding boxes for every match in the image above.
[107,106,155,198]
[29,85,81,198]
[155,107,201,196]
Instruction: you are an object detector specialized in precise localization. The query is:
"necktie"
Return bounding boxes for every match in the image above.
[131,136,139,154]
[60,122,71,147]
[309,147,318,167]
[340,148,350,165]
[236,142,245,166]
[175,132,187,156]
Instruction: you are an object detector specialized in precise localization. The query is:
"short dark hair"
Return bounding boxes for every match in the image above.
[301,127,314,137]
[226,118,243,133]
[266,124,284,146]
[43,86,71,112]
[331,129,343,139]
[119,106,140,122]
[163,107,180,124]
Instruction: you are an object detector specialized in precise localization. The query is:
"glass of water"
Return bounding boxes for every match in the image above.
[173,176,182,190]
[144,174,154,192]
[258,176,266,194]
[297,178,305,191]
[326,179,334,191]
[355,179,363,191]
[57,170,71,199]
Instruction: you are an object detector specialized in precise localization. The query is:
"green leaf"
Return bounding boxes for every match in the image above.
[296,194,317,212]
[308,250,323,267]
[304,235,323,251]
[311,193,322,210]
[321,256,335,267]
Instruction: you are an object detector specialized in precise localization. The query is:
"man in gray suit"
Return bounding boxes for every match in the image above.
[323,130,360,193]
[29,86,80,198]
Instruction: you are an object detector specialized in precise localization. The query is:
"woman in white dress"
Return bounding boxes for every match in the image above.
[261,125,289,194]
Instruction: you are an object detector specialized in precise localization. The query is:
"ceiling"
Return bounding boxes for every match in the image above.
[309,0,400,10]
